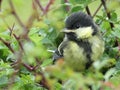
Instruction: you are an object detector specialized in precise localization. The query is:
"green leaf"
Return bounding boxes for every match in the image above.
[110,11,117,22]
[109,71,120,86]
[0,31,10,40]
[41,59,53,67]
[70,5,83,13]
[104,68,116,81]
[54,83,62,90]
[0,75,8,87]
[116,60,120,70]
[112,27,120,39]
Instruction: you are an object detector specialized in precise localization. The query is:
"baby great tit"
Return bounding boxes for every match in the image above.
[53,12,104,71]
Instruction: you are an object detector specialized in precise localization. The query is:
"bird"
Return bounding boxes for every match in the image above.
[53,12,104,71]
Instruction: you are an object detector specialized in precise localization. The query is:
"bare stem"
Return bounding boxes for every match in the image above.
[35,0,44,11]
[0,38,15,53]
[9,0,29,39]
[101,0,114,28]
[0,0,2,11]
[64,0,70,12]
[85,6,91,17]
[43,0,55,15]
[22,63,38,71]
[9,0,26,29]
[92,3,102,18]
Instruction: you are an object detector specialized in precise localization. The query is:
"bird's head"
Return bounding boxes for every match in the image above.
[63,12,98,40]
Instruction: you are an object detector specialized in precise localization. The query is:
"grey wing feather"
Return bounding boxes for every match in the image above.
[53,40,68,62]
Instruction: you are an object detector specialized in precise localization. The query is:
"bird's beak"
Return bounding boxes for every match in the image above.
[61,29,75,33]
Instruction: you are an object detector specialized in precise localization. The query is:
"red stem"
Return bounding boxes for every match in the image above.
[43,0,55,15]
[0,38,15,53]
[35,0,44,11]
[22,63,38,71]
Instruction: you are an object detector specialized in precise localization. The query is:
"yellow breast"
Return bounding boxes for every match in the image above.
[63,35,104,71]
[63,41,87,71]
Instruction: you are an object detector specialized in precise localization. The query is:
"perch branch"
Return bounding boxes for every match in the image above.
[85,6,91,17]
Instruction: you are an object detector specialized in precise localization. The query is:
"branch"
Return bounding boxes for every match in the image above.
[101,0,114,28]
[85,6,91,17]
[3,20,24,51]
[0,0,2,11]
[35,0,44,11]
[9,0,29,39]
[22,63,38,71]
[26,1,38,29]
[39,72,50,90]
[0,38,15,53]
[64,0,70,12]
[43,0,55,15]
[13,34,24,51]
[9,0,25,29]
[92,3,102,18]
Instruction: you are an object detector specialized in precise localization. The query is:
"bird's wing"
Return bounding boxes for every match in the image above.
[53,40,68,62]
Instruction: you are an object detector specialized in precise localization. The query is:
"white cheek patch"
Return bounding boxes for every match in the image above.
[76,27,93,39]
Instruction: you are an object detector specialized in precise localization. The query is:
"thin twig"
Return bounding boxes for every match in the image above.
[22,63,38,71]
[9,0,29,39]
[92,3,102,18]
[101,0,114,28]
[13,34,24,51]
[0,38,15,53]
[0,0,2,11]
[43,0,55,15]
[3,19,15,36]
[26,1,38,29]
[85,6,91,17]
[10,23,15,36]
[9,0,26,29]
[39,72,51,90]
[3,20,24,51]
[26,12,37,29]
[35,0,44,11]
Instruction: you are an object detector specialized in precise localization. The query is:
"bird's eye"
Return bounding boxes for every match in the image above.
[75,24,81,29]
